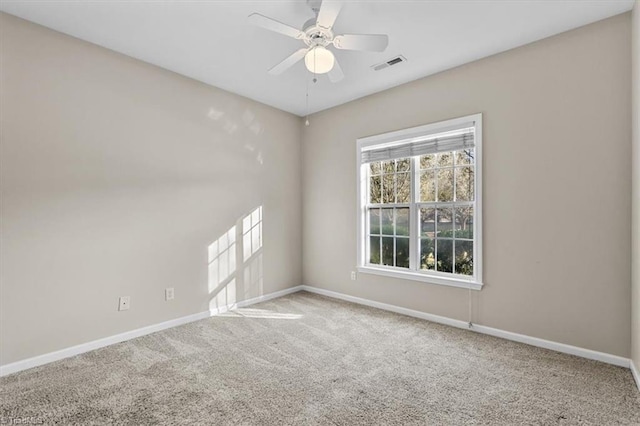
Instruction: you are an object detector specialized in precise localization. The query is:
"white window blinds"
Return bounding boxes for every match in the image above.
[361,127,475,164]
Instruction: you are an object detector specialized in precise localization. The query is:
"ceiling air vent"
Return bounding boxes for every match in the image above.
[372,55,407,71]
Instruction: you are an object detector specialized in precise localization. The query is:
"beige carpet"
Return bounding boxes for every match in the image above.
[1,291,639,425]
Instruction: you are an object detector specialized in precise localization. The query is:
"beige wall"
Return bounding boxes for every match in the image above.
[0,13,302,365]
[303,14,632,357]
[1,9,634,366]
[633,1,640,368]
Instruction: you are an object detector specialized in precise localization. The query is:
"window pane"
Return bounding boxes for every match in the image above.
[420,171,436,202]
[436,239,453,273]
[455,149,474,166]
[396,173,411,203]
[369,236,381,265]
[382,237,394,266]
[369,209,381,235]
[381,209,394,235]
[436,208,453,238]
[369,175,381,203]
[396,237,410,268]
[420,207,436,237]
[382,160,394,174]
[382,173,394,204]
[455,240,473,276]
[396,158,410,172]
[437,168,454,202]
[396,208,409,236]
[438,152,453,167]
[370,161,381,175]
[420,154,436,169]
[454,206,474,239]
[420,238,435,270]
[455,166,474,202]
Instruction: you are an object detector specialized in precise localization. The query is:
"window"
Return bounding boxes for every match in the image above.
[357,114,483,289]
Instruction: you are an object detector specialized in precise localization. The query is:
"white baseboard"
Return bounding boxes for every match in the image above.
[631,360,640,392]
[208,285,303,315]
[0,285,303,377]
[300,285,470,329]
[1,284,631,377]
[470,323,629,367]
[299,285,631,368]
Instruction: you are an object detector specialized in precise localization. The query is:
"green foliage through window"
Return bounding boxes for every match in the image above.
[366,148,476,278]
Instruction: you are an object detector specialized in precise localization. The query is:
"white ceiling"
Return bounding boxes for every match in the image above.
[1,0,634,116]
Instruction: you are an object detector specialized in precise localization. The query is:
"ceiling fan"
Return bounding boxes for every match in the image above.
[248,0,389,82]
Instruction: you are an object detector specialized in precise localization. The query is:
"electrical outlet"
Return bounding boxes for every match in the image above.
[118,296,130,311]
[165,287,174,301]
[351,271,357,280]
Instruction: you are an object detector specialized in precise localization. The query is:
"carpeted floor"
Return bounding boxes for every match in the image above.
[1,291,639,425]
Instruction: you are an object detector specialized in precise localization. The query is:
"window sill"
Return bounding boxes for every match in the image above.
[357,266,483,290]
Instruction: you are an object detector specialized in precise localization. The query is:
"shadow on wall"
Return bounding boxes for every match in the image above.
[208,206,264,313]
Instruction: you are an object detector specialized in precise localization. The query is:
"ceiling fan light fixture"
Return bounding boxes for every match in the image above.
[304,46,334,74]
[249,1,389,81]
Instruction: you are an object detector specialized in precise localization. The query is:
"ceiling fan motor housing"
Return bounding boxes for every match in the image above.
[303,19,333,47]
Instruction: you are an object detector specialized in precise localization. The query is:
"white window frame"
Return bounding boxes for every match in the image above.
[356,113,483,290]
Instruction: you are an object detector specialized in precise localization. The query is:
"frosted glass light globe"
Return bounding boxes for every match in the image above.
[304,46,335,74]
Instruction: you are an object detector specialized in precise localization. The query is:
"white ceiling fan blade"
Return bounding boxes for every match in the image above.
[316,1,342,29]
[333,34,389,52]
[248,13,305,40]
[328,58,344,83]
[268,48,309,75]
